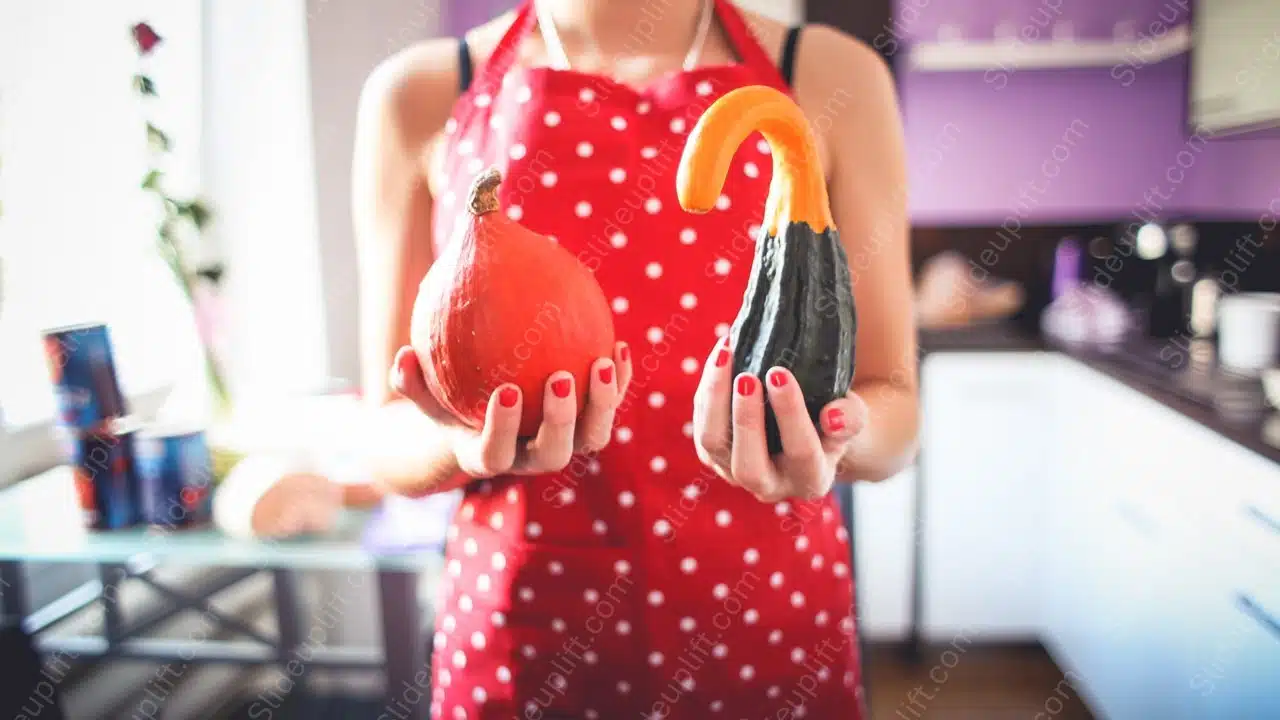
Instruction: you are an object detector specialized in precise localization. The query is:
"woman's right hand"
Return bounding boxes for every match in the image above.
[389,343,633,478]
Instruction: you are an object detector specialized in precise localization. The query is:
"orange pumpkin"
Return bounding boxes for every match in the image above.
[410,168,616,437]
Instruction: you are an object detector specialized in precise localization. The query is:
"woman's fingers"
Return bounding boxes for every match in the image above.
[454,384,523,477]
[576,358,620,452]
[389,346,450,423]
[765,367,827,496]
[730,373,780,500]
[818,391,868,455]
[614,342,633,398]
[521,372,578,473]
[693,336,733,469]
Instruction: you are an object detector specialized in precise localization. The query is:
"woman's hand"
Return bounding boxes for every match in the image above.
[692,337,868,502]
[389,342,633,478]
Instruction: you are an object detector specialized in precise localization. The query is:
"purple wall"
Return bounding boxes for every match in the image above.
[445,0,517,35]
[439,0,1280,222]
[893,0,1191,43]
[896,0,1280,225]
[903,61,1193,225]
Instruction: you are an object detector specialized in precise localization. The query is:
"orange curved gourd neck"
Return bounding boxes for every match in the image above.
[676,85,833,238]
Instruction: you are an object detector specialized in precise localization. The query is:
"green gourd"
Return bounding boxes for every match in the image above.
[677,85,856,454]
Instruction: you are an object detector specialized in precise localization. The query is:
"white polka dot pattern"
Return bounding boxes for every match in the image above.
[425,8,867,717]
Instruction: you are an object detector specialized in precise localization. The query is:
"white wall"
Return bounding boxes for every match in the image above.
[306,0,445,388]
[203,0,330,398]
[301,0,445,661]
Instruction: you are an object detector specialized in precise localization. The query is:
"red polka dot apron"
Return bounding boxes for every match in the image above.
[428,2,866,718]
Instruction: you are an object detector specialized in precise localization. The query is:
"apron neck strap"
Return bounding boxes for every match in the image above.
[473,0,539,92]
[712,0,784,80]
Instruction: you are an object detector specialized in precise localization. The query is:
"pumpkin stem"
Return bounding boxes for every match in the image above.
[676,85,833,237]
[468,168,503,216]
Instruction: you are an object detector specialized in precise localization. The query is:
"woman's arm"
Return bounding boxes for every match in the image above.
[687,28,919,499]
[353,43,454,406]
[347,40,633,498]
[349,41,471,497]
[801,27,920,482]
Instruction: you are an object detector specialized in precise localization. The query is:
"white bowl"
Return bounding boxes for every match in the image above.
[1263,367,1280,410]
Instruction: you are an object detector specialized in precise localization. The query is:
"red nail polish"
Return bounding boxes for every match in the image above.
[715,348,731,368]
[499,387,519,407]
[769,370,788,388]
[620,345,631,363]
[736,375,756,396]
[551,378,572,398]
[598,366,614,384]
[827,408,846,432]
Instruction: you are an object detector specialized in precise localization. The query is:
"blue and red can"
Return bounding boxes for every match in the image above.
[42,323,127,430]
[135,427,214,528]
[72,422,143,530]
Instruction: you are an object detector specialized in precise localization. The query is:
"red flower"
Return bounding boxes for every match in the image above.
[132,22,162,55]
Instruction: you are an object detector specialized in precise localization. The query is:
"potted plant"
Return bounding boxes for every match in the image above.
[132,22,245,483]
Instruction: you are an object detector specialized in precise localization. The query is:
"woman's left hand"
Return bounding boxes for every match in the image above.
[692,336,869,502]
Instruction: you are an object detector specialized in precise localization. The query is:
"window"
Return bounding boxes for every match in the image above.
[0,1,205,429]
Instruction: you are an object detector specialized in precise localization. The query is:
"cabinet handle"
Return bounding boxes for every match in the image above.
[1244,505,1280,537]
[1236,594,1280,643]
[1116,502,1158,537]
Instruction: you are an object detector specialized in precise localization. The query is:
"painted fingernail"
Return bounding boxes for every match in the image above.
[736,375,757,396]
[620,344,631,363]
[715,348,731,368]
[598,365,614,384]
[769,370,788,388]
[827,408,846,432]
[499,387,519,407]
[551,378,572,398]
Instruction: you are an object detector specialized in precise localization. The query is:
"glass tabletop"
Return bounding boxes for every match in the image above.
[0,467,440,572]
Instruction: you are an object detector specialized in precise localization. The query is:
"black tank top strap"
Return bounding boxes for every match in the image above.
[779,25,803,88]
[457,36,474,94]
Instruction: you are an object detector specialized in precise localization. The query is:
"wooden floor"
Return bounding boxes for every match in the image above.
[862,643,1094,720]
[218,643,1095,719]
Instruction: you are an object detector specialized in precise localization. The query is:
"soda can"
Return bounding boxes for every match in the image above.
[72,421,143,530]
[42,323,127,430]
[135,426,214,528]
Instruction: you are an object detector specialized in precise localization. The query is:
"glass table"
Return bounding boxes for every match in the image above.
[0,466,441,717]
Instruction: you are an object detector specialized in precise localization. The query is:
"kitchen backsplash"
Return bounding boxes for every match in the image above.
[911,222,1280,335]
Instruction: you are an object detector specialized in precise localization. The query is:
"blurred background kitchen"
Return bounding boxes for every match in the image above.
[1,0,1277,718]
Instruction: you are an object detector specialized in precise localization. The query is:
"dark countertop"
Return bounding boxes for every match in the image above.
[919,326,1280,467]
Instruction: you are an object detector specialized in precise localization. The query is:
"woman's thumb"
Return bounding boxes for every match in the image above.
[390,346,450,422]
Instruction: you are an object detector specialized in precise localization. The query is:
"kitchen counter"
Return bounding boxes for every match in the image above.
[919,326,1280,466]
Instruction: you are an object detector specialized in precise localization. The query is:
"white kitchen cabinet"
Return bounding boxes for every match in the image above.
[1041,358,1186,718]
[919,352,1054,641]
[853,467,916,640]
[1042,361,1280,720]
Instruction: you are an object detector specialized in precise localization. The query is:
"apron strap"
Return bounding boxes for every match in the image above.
[472,0,539,93]
[712,0,790,88]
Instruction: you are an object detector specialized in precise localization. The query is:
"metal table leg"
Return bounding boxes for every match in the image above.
[99,564,128,644]
[1,561,28,626]
[272,569,310,711]
[378,569,427,717]
[0,558,27,625]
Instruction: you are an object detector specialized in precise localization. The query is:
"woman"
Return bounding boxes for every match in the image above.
[352,0,918,717]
